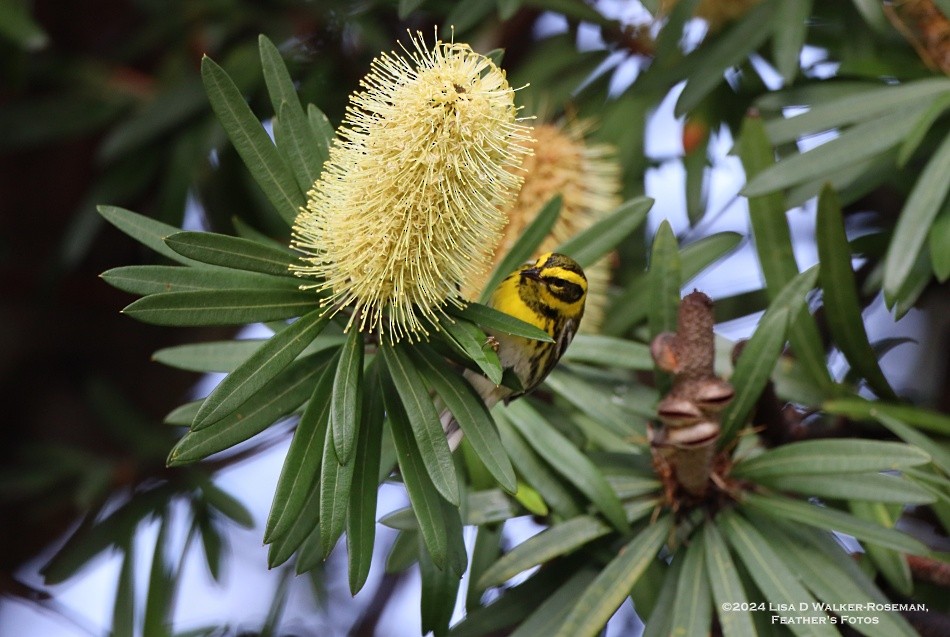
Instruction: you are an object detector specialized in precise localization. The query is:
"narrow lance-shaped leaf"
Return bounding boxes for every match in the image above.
[554,516,672,637]
[816,186,897,398]
[670,538,711,637]
[347,362,384,595]
[556,196,653,268]
[102,265,300,297]
[449,302,553,342]
[737,115,833,394]
[883,129,950,303]
[331,327,364,464]
[97,205,202,265]
[436,314,503,384]
[479,195,562,304]
[201,55,304,225]
[732,439,931,479]
[164,231,299,277]
[648,220,680,393]
[702,523,757,637]
[319,407,357,560]
[380,343,460,506]
[410,344,517,493]
[193,308,330,429]
[264,355,337,543]
[381,372,449,570]
[122,288,318,327]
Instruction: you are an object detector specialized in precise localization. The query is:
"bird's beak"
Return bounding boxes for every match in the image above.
[520,267,542,281]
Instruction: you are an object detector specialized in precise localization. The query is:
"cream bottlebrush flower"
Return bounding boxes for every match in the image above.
[466,121,622,332]
[291,32,532,341]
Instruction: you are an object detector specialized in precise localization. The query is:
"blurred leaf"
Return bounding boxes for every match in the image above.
[381,372,450,570]
[544,368,641,436]
[684,136,709,225]
[675,0,780,116]
[670,537,711,637]
[823,395,950,436]
[112,541,135,637]
[164,231,298,277]
[451,302,554,343]
[742,493,928,555]
[411,345,517,493]
[772,0,811,83]
[347,362,384,594]
[755,472,934,504]
[419,527,461,637]
[122,288,317,326]
[737,115,833,394]
[743,107,926,196]
[561,334,653,369]
[479,195,562,304]
[264,357,336,542]
[164,401,202,426]
[872,412,950,475]
[195,507,223,581]
[897,93,950,167]
[640,554,681,637]
[331,328,364,464]
[508,567,600,637]
[200,482,254,529]
[556,197,653,268]
[504,400,629,532]
[168,353,331,465]
[883,131,950,303]
[98,205,201,265]
[720,512,832,633]
[399,0,425,19]
[555,516,672,637]
[702,523,757,637]
[385,529,419,574]
[0,0,47,49]
[720,267,819,442]
[153,340,263,374]
[478,516,610,589]
[465,489,520,526]
[193,309,330,428]
[816,186,896,398]
[381,343,460,506]
[849,501,914,598]
[763,78,950,145]
[102,265,299,297]
[436,315,503,385]
[733,439,931,479]
[144,516,174,637]
[444,0,496,36]
[497,0,522,20]
[467,525,502,611]
[202,55,304,225]
[929,202,950,281]
[604,231,742,335]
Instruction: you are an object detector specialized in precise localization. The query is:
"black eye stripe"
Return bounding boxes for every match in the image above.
[543,277,584,303]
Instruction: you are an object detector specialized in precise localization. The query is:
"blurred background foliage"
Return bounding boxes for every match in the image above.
[1,0,950,635]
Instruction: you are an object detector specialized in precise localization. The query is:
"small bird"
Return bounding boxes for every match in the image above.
[444,252,588,449]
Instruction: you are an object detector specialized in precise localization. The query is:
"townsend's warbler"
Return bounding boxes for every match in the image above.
[444,252,588,449]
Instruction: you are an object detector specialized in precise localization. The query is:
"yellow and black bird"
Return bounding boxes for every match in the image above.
[445,252,588,449]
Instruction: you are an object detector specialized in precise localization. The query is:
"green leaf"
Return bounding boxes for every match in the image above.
[771,0,811,83]
[555,516,672,637]
[201,55,304,225]
[467,526,502,611]
[267,480,320,568]
[164,231,298,277]
[508,568,600,637]
[929,203,950,281]
[143,516,174,637]
[604,231,742,335]
[307,104,334,158]
[733,439,931,479]
[154,337,344,374]
[883,131,950,303]
[897,92,950,167]
[112,542,135,637]
[504,401,628,532]
[816,186,896,398]
[102,265,299,297]
[0,1,48,50]
[319,407,357,560]
[450,302,554,342]
[741,493,929,555]
[98,205,200,265]
[561,334,653,369]
[410,345,517,493]
[465,489,520,526]
[648,220,681,339]
[871,412,950,475]
[380,343,460,506]
[479,195,562,304]
[544,369,641,436]
[848,501,914,599]
[167,353,330,465]
[670,537,711,637]
[200,482,254,528]
[823,395,950,436]
[399,0,425,19]
[702,523,757,637]
[418,528,461,637]
[381,373,449,571]
[122,288,318,326]
[555,197,653,268]
[737,115,833,394]
[478,516,610,589]
[743,107,926,197]
[763,78,950,145]
[264,357,336,543]
[674,0,780,116]
[755,472,934,504]
[331,328,364,464]
[720,267,819,442]
[720,512,834,636]
[347,362,384,595]
[193,308,330,428]
[436,315,503,384]
[497,0,522,20]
